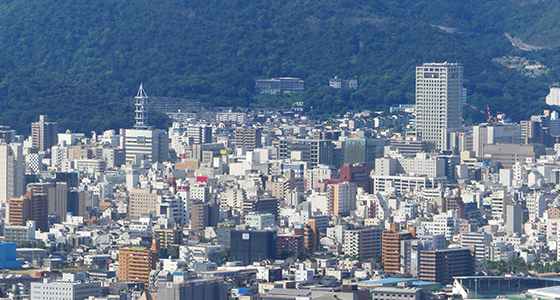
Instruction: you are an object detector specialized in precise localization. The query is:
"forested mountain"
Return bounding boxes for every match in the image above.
[0,0,559,133]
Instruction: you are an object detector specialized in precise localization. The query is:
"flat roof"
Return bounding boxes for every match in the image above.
[359,278,416,284]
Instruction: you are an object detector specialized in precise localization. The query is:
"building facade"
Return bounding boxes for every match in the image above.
[415,62,463,150]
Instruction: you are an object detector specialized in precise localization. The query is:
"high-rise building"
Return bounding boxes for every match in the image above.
[415,62,463,151]
[0,144,24,204]
[190,201,218,230]
[230,230,277,265]
[343,227,383,258]
[382,230,414,273]
[327,182,357,216]
[278,139,334,167]
[125,85,169,163]
[124,129,169,163]
[118,245,159,284]
[506,204,522,236]
[9,188,48,232]
[8,196,30,227]
[234,127,262,150]
[419,248,475,285]
[129,187,159,219]
[31,115,58,151]
[186,124,213,144]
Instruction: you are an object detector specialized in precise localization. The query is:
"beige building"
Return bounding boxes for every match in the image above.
[129,188,159,218]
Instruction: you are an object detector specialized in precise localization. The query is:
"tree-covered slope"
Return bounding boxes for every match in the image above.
[0,0,560,133]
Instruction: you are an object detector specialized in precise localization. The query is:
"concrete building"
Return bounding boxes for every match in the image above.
[506,204,522,236]
[129,188,159,219]
[327,182,357,216]
[279,139,334,167]
[419,248,475,285]
[245,212,275,230]
[215,112,247,123]
[234,127,262,150]
[0,143,24,204]
[415,62,463,150]
[4,220,35,243]
[8,189,48,232]
[370,287,426,300]
[190,201,218,230]
[255,77,304,94]
[31,275,101,300]
[472,124,522,157]
[230,230,277,265]
[31,115,58,151]
[546,87,560,106]
[382,230,414,273]
[343,227,383,258]
[483,144,545,169]
[157,279,228,300]
[186,124,212,144]
[460,232,492,261]
[343,138,386,168]
[124,129,169,163]
[118,245,159,284]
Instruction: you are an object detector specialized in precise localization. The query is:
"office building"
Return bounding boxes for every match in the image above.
[0,242,21,269]
[157,279,228,300]
[419,248,475,285]
[343,227,383,258]
[415,62,463,150]
[31,115,58,151]
[31,276,101,300]
[460,232,492,261]
[342,138,386,168]
[245,212,275,230]
[124,128,169,163]
[279,139,334,167]
[483,144,545,169]
[4,220,35,243]
[129,187,159,219]
[190,201,218,230]
[0,143,24,204]
[472,124,522,157]
[186,124,212,144]
[234,127,262,150]
[382,230,414,273]
[118,245,159,284]
[230,230,277,265]
[506,204,522,236]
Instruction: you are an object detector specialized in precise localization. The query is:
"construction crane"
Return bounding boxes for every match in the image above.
[464,103,496,124]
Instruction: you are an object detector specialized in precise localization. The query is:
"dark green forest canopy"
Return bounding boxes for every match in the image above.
[0,0,559,134]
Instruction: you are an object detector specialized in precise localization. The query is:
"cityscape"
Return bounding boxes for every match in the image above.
[1,61,560,300]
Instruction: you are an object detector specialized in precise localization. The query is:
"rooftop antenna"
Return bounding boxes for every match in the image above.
[134,83,149,129]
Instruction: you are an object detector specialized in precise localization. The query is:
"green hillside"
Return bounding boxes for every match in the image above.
[0,0,559,133]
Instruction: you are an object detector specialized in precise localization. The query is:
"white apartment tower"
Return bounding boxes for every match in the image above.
[415,62,463,150]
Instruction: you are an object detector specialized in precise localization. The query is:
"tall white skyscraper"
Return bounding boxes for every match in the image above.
[0,143,24,204]
[415,62,463,150]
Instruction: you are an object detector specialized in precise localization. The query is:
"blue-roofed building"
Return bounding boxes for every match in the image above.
[0,242,21,269]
